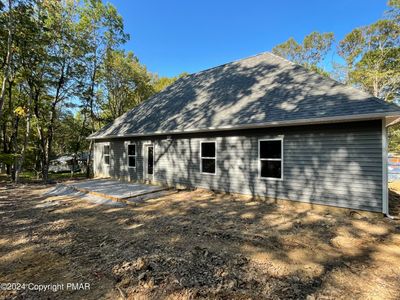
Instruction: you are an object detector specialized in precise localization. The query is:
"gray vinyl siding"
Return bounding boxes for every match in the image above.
[93,120,383,212]
[94,140,145,181]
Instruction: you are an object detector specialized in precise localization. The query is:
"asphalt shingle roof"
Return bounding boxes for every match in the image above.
[89,52,400,139]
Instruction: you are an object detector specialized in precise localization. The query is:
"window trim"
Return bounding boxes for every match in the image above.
[200,140,217,175]
[103,143,111,166]
[127,142,137,169]
[258,138,283,181]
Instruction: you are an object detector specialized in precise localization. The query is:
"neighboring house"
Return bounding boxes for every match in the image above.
[88,52,400,213]
[49,153,91,173]
[388,153,400,182]
[49,156,79,173]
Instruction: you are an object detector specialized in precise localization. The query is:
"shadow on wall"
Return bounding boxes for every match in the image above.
[153,121,382,212]
[94,57,383,212]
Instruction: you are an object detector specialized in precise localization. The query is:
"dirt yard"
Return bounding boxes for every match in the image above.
[1,181,400,300]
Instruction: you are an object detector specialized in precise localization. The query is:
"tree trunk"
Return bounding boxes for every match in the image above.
[34,104,46,181]
[0,0,13,119]
[85,59,97,179]
[86,140,93,178]
[41,61,66,183]
[42,118,53,183]
[2,123,10,175]
[8,81,19,181]
[15,102,31,184]
[10,115,19,181]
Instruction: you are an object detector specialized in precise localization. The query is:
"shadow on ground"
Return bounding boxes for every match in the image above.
[0,182,400,299]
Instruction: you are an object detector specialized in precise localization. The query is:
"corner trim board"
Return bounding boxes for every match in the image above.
[382,118,389,214]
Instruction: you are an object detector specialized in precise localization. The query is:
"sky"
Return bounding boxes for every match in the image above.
[109,0,389,78]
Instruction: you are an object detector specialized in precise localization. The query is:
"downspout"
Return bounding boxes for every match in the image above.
[383,118,398,219]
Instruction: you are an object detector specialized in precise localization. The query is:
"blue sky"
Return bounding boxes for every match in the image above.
[110,0,388,77]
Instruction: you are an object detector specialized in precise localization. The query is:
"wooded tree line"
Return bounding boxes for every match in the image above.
[0,0,184,182]
[0,0,399,183]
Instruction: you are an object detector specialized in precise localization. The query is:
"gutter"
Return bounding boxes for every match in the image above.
[87,112,400,140]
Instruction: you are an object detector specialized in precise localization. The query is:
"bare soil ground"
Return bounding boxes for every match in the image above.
[1,181,400,300]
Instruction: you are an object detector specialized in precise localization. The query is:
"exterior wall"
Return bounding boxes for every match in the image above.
[93,120,383,212]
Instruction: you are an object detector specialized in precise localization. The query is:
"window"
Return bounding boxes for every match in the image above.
[127,144,136,168]
[104,145,110,165]
[259,139,283,179]
[200,141,216,174]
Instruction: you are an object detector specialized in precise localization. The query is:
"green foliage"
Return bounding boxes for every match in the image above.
[338,29,365,67]
[99,50,154,122]
[389,0,400,8]
[0,0,187,181]
[338,15,399,100]
[389,125,400,152]
[53,112,91,155]
[272,32,334,75]
[0,153,20,165]
[151,72,188,93]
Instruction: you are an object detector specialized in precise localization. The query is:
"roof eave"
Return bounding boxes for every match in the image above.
[87,112,400,140]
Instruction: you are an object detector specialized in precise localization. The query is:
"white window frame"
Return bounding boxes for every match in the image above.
[103,143,110,166]
[258,138,283,180]
[200,140,217,175]
[127,142,137,169]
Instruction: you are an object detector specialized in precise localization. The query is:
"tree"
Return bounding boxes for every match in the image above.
[99,50,154,122]
[338,1,400,152]
[0,0,40,180]
[99,51,187,123]
[0,0,14,119]
[338,18,400,101]
[77,0,128,178]
[272,32,334,75]
[24,0,88,181]
[152,72,188,93]
[0,0,130,182]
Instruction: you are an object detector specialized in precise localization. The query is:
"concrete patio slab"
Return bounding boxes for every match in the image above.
[44,184,127,207]
[67,179,168,201]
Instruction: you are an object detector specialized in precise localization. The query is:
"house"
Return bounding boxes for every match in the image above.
[48,153,91,174]
[88,52,400,213]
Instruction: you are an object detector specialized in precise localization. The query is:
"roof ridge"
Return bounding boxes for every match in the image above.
[267,52,297,66]
[190,51,273,77]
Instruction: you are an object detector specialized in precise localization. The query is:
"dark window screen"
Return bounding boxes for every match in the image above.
[260,140,281,159]
[128,144,136,156]
[128,156,136,167]
[261,160,281,178]
[202,159,215,174]
[104,145,110,155]
[201,142,215,158]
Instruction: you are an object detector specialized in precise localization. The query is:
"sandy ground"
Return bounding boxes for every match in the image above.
[1,182,400,300]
